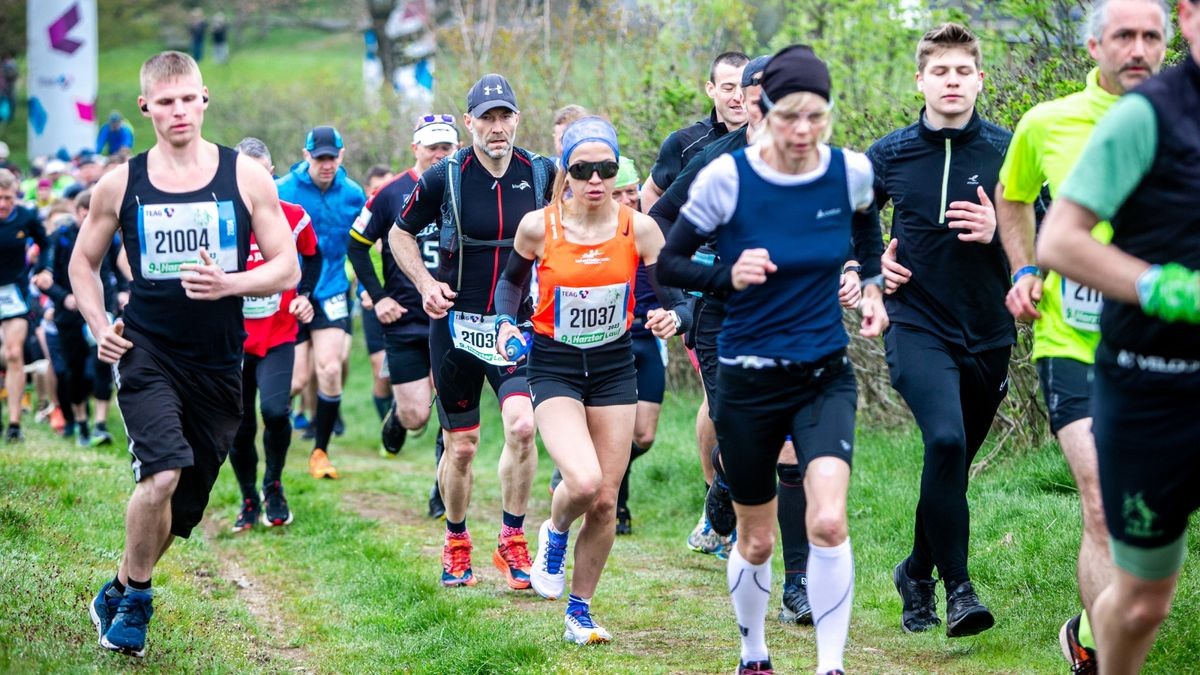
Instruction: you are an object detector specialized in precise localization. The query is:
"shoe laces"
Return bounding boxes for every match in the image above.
[117,595,152,628]
[443,534,472,575]
[567,607,596,629]
[499,533,532,569]
[544,531,567,574]
[739,660,773,674]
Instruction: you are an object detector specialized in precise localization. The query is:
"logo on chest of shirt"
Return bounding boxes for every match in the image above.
[576,248,609,265]
[816,208,843,219]
[511,180,531,191]
[15,230,24,239]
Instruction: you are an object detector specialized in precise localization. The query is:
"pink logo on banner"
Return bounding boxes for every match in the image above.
[76,100,95,122]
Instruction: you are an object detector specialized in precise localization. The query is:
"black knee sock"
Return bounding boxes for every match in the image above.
[373,394,392,421]
[229,423,259,502]
[618,442,650,512]
[261,414,291,486]
[777,463,810,587]
[314,392,341,452]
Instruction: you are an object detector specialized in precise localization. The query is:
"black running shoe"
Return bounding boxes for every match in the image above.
[945,581,995,638]
[779,575,813,624]
[333,415,345,437]
[381,403,407,455]
[261,481,293,527]
[428,481,446,519]
[705,447,737,536]
[5,425,23,443]
[893,558,940,632]
[615,506,632,535]
[232,497,260,533]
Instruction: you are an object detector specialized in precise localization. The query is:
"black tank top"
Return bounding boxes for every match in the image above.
[119,145,251,371]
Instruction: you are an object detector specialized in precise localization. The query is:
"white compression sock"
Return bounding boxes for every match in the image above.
[808,538,854,673]
[727,544,772,664]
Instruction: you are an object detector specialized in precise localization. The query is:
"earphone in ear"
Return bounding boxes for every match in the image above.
[917,81,924,91]
[202,95,209,103]
[140,104,149,113]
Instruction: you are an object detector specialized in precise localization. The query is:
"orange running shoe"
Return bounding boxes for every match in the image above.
[308,448,338,479]
[441,531,476,587]
[492,530,532,589]
[48,406,66,434]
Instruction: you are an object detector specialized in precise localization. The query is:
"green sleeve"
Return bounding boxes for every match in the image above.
[998,111,1046,203]
[1059,94,1157,221]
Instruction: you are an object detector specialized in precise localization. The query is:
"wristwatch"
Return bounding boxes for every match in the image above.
[842,264,863,275]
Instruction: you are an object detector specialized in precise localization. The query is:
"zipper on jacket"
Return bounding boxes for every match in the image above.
[939,138,951,225]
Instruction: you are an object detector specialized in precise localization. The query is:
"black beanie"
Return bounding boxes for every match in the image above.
[758,44,831,114]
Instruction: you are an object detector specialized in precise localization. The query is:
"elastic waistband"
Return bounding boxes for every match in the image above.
[719,348,848,374]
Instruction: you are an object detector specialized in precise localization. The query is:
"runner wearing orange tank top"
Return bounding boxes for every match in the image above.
[492,116,692,645]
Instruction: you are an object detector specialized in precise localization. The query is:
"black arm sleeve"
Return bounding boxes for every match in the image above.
[851,204,884,279]
[494,250,534,320]
[346,238,385,302]
[656,216,734,295]
[643,262,693,334]
[297,246,322,297]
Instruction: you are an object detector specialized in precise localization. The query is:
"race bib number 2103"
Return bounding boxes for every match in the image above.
[138,201,239,280]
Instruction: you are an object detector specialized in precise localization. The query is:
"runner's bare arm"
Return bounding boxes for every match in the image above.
[232,155,299,296]
[996,182,1043,320]
[639,176,664,214]
[1038,198,1146,305]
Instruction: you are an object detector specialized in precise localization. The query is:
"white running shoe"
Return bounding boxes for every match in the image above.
[530,519,568,600]
[563,609,612,645]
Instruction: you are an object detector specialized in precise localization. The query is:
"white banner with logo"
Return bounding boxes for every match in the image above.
[26,0,98,158]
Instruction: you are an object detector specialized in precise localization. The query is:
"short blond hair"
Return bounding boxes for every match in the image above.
[0,169,16,191]
[916,23,981,73]
[553,104,589,127]
[140,50,202,96]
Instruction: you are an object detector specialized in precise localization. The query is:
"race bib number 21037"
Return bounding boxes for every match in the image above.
[138,201,239,280]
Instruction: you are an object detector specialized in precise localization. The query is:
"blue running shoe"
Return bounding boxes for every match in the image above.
[531,519,568,599]
[292,412,310,431]
[88,580,123,646]
[101,589,153,657]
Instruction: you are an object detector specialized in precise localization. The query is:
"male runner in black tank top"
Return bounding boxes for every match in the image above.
[69,51,298,658]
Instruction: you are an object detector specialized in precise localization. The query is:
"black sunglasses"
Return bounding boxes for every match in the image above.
[567,160,620,180]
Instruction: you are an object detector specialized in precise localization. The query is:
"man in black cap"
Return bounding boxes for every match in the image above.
[390,74,555,590]
[277,125,367,481]
[867,23,1013,638]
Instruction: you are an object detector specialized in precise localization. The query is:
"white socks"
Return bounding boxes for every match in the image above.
[808,538,854,674]
[728,544,772,664]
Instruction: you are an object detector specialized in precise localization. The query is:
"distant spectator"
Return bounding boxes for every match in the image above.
[364,164,393,194]
[75,155,103,188]
[551,104,588,164]
[189,9,208,62]
[211,13,229,64]
[0,141,12,172]
[95,112,134,156]
[0,53,16,123]
[42,160,75,198]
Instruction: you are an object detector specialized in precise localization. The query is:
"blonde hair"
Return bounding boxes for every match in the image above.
[762,91,834,147]
[916,23,981,73]
[553,104,589,127]
[140,51,202,96]
[0,169,16,191]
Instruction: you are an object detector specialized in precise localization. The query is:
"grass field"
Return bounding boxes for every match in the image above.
[1,325,1198,673]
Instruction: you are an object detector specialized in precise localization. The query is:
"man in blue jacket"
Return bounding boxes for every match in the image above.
[276,125,366,479]
[96,112,134,156]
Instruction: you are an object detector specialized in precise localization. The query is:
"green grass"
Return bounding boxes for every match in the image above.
[1,323,1198,673]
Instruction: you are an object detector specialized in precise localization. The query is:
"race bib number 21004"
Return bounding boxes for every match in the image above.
[138,201,239,280]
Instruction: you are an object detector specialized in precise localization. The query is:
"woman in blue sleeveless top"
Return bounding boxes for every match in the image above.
[658,45,887,675]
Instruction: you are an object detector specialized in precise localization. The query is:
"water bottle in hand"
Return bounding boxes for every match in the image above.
[505,331,532,361]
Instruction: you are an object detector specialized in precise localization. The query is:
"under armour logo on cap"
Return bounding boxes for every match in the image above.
[467,74,519,118]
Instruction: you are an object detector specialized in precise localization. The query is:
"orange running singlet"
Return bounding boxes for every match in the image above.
[531,203,640,348]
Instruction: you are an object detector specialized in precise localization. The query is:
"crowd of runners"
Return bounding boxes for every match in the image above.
[0,0,1195,672]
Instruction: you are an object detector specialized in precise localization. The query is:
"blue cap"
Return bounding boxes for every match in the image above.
[466,74,519,118]
[305,126,343,158]
[561,116,619,166]
[741,55,771,87]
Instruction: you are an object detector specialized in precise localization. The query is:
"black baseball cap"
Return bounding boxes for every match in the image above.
[741,55,771,87]
[305,125,344,158]
[466,74,519,118]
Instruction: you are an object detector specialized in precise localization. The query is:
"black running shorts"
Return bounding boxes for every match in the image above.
[1093,344,1200,551]
[115,328,242,539]
[430,315,528,431]
[528,332,638,408]
[631,332,665,405]
[1037,357,1093,435]
[714,350,857,506]
[361,304,386,354]
[693,300,723,420]
[307,292,351,334]
[384,332,431,385]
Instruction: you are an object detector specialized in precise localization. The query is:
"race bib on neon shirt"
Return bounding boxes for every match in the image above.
[1061,277,1101,332]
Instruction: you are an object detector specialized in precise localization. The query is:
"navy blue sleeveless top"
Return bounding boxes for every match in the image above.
[119,145,251,371]
[716,147,852,362]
